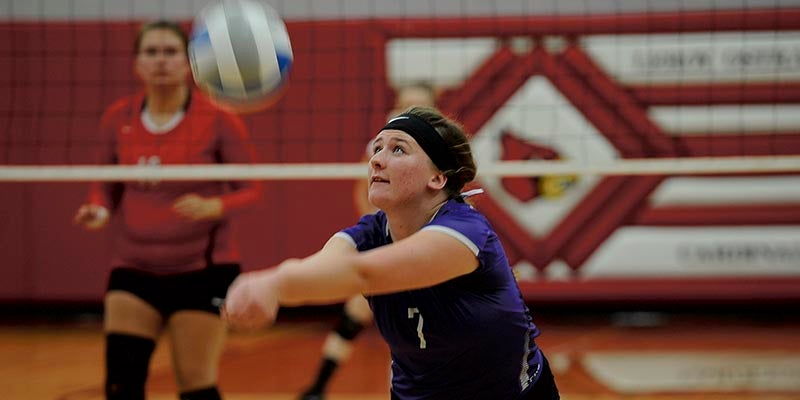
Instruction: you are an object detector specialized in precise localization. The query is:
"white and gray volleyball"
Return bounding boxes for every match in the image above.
[189,0,293,112]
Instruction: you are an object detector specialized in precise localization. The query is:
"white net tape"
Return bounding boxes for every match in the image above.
[2,156,799,181]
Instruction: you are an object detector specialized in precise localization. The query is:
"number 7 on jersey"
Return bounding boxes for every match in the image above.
[407,307,427,349]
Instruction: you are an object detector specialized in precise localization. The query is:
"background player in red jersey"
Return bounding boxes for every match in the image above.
[299,82,436,400]
[73,20,261,400]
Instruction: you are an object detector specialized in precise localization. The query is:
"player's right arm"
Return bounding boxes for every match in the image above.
[74,100,126,231]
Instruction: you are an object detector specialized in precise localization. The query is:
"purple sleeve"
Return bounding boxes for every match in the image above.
[339,212,387,252]
[421,209,489,256]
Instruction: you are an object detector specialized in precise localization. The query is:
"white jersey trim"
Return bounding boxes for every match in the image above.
[141,109,185,134]
[519,328,535,391]
[332,231,358,249]
[421,225,480,256]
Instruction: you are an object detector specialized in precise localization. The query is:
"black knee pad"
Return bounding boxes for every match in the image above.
[180,386,221,400]
[105,333,156,400]
[334,309,365,341]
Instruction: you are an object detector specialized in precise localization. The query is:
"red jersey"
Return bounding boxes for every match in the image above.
[88,90,262,273]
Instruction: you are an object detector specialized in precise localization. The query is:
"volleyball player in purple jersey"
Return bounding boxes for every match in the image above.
[299,82,438,400]
[224,106,559,399]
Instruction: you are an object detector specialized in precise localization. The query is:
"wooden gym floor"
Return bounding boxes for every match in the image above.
[2,307,799,400]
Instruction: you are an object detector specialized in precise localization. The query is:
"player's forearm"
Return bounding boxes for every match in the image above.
[273,254,366,306]
[219,181,262,214]
[87,181,120,210]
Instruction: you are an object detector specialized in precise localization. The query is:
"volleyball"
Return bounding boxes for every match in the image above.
[188,0,293,112]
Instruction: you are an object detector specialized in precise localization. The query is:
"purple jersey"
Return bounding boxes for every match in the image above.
[337,199,543,400]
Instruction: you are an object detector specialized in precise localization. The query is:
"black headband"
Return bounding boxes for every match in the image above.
[381,113,458,173]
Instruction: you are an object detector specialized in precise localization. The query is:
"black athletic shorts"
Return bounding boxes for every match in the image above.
[107,264,240,319]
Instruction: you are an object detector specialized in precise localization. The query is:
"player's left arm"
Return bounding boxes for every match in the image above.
[224,229,478,329]
[173,113,264,222]
[275,230,478,305]
[215,113,263,214]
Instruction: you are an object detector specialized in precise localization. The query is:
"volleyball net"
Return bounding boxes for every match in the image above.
[2,1,799,304]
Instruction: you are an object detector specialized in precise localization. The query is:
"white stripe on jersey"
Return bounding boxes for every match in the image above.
[332,231,358,249]
[421,225,480,256]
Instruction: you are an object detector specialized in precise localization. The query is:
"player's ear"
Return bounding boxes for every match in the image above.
[428,172,447,191]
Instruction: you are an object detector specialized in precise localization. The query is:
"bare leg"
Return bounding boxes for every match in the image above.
[168,310,227,396]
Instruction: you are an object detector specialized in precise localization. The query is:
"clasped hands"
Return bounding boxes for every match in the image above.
[223,259,300,331]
